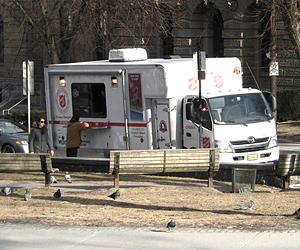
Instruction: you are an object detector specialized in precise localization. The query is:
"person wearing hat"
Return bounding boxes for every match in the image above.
[66,114,89,157]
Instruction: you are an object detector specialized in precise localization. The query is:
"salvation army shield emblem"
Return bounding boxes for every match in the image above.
[59,95,66,108]
[55,88,69,114]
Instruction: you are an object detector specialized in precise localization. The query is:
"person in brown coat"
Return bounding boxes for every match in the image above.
[66,114,89,157]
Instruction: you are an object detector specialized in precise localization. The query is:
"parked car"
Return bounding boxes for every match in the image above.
[0,119,29,153]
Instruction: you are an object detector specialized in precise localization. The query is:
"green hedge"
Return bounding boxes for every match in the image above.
[277,89,300,122]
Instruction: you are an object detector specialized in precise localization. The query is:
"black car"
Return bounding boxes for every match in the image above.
[0,119,29,153]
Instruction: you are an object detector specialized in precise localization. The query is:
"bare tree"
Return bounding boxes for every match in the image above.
[276,0,300,61]
[1,0,186,64]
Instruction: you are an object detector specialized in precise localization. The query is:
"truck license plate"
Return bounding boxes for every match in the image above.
[247,154,258,161]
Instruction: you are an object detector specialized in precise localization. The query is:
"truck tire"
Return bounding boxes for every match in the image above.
[2,145,16,153]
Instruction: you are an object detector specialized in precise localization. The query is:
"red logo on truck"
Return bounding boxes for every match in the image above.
[202,137,211,148]
[188,78,198,91]
[55,88,69,114]
[214,75,223,88]
[159,120,167,133]
[59,95,66,108]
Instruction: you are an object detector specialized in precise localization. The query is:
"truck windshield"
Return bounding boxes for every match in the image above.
[208,93,273,124]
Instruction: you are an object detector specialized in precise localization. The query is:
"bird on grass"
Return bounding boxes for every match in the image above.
[24,189,31,201]
[53,189,61,199]
[65,172,72,183]
[1,187,17,196]
[292,207,300,215]
[50,175,58,184]
[239,200,254,210]
[166,220,176,231]
[292,207,300,219]
[108,189,120,200]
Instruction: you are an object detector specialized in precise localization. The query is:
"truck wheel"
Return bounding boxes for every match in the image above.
[2,145,16,153]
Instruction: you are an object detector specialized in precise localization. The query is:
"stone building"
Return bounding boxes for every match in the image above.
[0,0,298,112]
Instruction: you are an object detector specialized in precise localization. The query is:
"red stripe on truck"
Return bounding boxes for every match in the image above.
[49,120,147,127]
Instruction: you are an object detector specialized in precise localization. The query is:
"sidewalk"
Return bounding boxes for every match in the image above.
[0,223,299,250]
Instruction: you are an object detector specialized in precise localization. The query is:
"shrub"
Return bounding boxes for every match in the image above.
[277,89,300,122]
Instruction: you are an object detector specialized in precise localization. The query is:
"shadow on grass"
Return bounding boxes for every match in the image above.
[28,194,282,218]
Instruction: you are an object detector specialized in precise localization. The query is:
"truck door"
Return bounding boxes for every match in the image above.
[152,99,171,149]
[183,97,214,149]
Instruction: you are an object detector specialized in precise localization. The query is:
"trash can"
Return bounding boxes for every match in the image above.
[232,168,256,193]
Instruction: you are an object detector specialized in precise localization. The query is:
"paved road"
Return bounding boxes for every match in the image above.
[1,224,300,250]
[279,143,300,152]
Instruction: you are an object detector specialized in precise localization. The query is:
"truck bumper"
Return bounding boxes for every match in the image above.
[219,146,279,168]
[220,161,276,171]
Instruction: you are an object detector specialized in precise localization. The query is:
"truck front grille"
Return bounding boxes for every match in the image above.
[230,137,269,153]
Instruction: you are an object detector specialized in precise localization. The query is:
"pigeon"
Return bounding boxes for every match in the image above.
[166,220,176,231]
[239,200,254,210]
[50,175,58,184]
[292,207,300,216]
[53,189,61,198]
[108,189,120,200]
[1,187,17,196]
[64,172,72,183]
[24,189,31,201]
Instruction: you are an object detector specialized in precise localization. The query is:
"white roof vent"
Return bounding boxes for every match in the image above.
[109,48,148,62]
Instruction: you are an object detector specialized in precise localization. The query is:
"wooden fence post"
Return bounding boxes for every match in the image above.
[114,152,120,188]
[208,150,215,188]
[40,154,51,187]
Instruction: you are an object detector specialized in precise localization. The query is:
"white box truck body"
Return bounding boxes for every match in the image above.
[44,48,279,167]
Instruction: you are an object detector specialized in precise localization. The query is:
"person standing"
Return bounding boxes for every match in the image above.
[66,114,89,157]
[29,117,54,156]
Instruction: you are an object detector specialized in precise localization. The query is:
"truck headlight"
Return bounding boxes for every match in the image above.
[268,135,277,149]
[215,140,233,153]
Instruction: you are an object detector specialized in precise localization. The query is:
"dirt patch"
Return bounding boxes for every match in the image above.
[0,172,299,230]
[277,121,300,143]
[0,121,299,230]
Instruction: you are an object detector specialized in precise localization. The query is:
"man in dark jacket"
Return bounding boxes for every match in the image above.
[29,117,54,156]
[66,114,89,157]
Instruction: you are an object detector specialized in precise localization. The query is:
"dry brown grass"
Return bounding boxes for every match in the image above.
[0,121,299,229]
[0,171,299,230]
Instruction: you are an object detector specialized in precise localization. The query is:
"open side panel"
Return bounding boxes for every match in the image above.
[152,99,172,149]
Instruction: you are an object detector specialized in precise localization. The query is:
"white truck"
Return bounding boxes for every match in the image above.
[44,48,279,167]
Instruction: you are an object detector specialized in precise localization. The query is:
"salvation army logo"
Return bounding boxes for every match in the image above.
[202,137,211,148]
[188,78,198,91]
[59,95,66,108]
[55,88,69,114]
[214,75,223,88]
[159,120,167,133]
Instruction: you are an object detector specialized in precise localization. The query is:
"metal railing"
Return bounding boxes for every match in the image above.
[0,85,27,115]
[2,96,27,115]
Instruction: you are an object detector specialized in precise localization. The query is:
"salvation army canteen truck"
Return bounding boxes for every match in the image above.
[44,48,279,167]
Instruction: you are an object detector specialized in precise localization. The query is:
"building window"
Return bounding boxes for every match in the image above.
[0,15,3,62]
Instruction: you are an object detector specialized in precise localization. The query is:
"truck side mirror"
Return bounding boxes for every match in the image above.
[263,91,277,112]
[186,102,195,121]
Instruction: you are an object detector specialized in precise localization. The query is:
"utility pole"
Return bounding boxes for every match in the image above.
[196,42,206,148]
[23,60,34,133]
[270,1,277,121]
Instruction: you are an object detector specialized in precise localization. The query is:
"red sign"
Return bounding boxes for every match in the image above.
[202,137,211,148]
[214,75,223,88]
[59,95,66,108]
[55,88,69,114]
[159,120,167,133]
[188,78,198,91]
